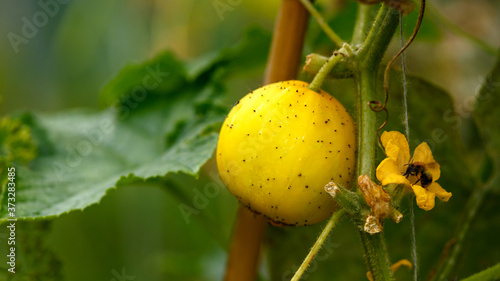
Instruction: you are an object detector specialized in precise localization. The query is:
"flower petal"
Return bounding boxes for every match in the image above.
[376,158,411,186]
[384,140,403,165]
[427,182,452,202]
[411,184,436,211]
[381,131,410,167]
[412,142,441,181]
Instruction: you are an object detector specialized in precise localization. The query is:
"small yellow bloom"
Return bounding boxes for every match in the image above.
[376,131,452,210]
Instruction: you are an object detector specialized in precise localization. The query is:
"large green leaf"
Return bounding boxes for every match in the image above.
[0,51,219,222]
[0,91,223,222]
[473,54,500,188]
[0,25,273,222]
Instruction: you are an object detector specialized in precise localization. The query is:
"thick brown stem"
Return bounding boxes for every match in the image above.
[224,1,311,280]
[264,0,311,84]
[224,207,266,281]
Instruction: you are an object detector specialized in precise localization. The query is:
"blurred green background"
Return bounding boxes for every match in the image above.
[0,0,499,280]
[1,0,499,115]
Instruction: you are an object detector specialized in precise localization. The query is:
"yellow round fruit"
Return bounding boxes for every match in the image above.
[217,80,356,226]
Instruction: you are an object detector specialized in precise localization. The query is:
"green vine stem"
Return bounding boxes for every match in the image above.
[357,4,400,69]
[353,4,400,281]
[304,53,353,78]
[291,210,346,281]
[354,66,394,281]
[307,52,345,92]
[355,4,399,176]
[356,67,379,178]
[298,0,345,47]
[432,180,493,281]
[351,4,376,45]
[359,230,394,281]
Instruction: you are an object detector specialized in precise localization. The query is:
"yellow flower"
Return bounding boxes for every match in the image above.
[376,131,452,210]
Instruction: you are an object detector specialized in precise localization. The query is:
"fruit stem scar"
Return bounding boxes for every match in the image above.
[325,181,340,197]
